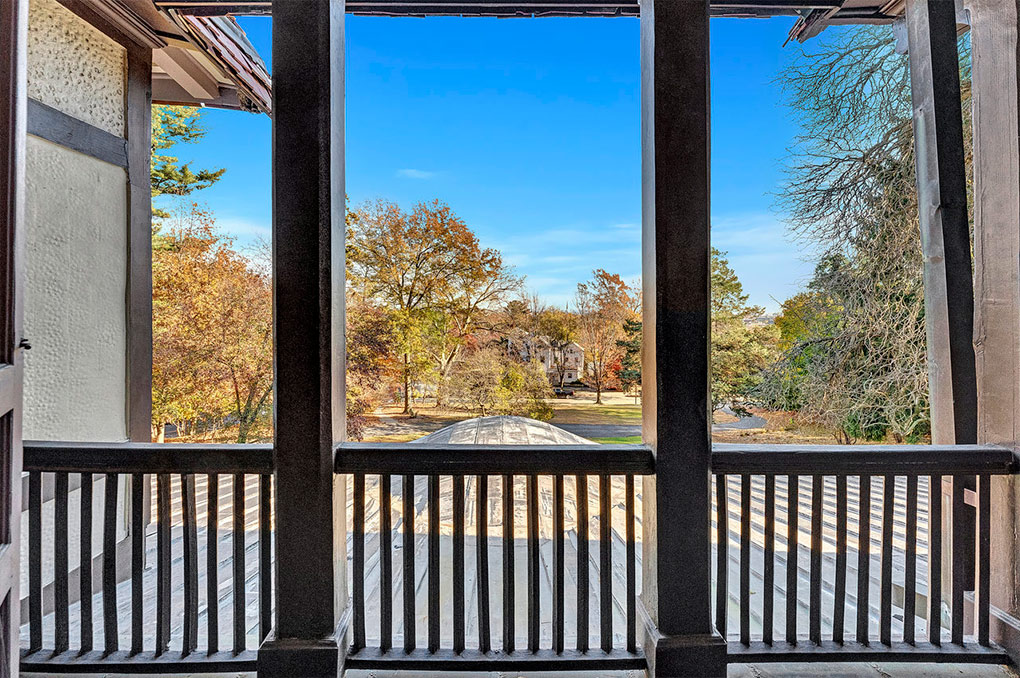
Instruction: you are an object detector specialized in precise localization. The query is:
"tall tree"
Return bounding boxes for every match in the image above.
[575,269,636,404]
[538,308,579,387]
[151,106,225,217]
[757,26,971,442]
[152,205,273,442]
[348,199,518,412]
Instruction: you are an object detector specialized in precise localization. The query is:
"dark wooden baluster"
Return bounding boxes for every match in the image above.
[428,474,440,653]
[403,474,415,653]
[833,474,847,644]
[809,475,823,645]
[599,474,612,652]
[232,473,246,654]
[904,474,918,645]
[259,474,272,643]
[576,474,589,652]
[856,474,872,645]
[80,472,94,654]
[156,473,170,656]
[503,473,515,653]
[786,475,799,644]
[131,473,144,656]
[880,475,895,646]
[207,473,219,654]
[28,472,41,653]
[374,474,390,651]
[352,473,366,652]
[54,472,69,654]
[453,475,465,654]
[929,474,942,646]
[182,474,199,655]
[476,475,491,653]
[625,474,636,654]
[553,474,565,654]
[528,474,540,653]
[763,474,776,646]
[978,473,991,647]
[105,473,122,654]
[715,474,728,638]
[739,474,751,646]
[951,474,966,645]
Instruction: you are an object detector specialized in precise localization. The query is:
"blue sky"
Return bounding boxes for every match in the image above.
[159,14,817,312]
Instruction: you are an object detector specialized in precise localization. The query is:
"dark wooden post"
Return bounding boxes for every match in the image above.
[258,1,348,676]
[905,0,978,611]
[639,0,726,674]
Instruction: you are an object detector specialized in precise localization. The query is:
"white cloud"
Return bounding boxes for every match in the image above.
[215,216,271,241]
[396,168,438,180]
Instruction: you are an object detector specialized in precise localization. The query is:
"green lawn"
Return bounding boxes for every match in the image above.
[548,402,642,425]
[589,435,643,444]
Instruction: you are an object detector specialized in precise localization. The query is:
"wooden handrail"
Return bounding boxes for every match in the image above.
[334,442,655,475]
[23,440,274,474]
[710,442,1017,475]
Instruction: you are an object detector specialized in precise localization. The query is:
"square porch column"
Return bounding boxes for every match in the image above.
[639,0,727,675]
[259,1,348,676]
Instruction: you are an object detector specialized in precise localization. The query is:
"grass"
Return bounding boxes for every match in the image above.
[547,402,642,425]
[589,435,643,444]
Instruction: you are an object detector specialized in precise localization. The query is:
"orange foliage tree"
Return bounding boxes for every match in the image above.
[152,205,273,442]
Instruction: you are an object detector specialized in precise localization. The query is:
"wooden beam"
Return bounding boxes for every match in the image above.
[153,47,221,100]
[965,0,1020,663]
[126,45,153,444]
[906,0,978,617]
[0,1,25,676]
[258,2,346,676]
[640,0,726,675]
[26,99,128,168]
[906,0,977,447]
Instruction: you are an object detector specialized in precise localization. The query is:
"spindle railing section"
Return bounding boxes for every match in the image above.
[710,443,1015,663]
[19,441,274,673]
[335,442,653,672]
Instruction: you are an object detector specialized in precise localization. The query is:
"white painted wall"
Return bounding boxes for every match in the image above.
[24,0,129,442]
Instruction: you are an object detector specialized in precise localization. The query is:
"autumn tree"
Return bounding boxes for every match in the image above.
[152,205,272,443]
[151,106,225,217]
[537,308,578,387]
[447,346,553,420]
[710,248,779,411]
[348,199,518,412]
[575,270,637,404]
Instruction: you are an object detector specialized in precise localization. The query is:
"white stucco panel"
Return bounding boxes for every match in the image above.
[27,0,126,137]
[24,137,128,442]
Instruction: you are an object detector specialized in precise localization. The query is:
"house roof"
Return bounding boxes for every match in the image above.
[88,0,271,113]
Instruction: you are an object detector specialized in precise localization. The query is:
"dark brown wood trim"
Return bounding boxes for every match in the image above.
[21,649,256,673]
[125,45,153,443]
[346,648,646,672]
[727,641,1009,664]
[710,443,1017,475]
[336,442,655,475]
[265,0,345,655]
[23,440,273,474]
[55,0,165,50]
[26,98,128,168]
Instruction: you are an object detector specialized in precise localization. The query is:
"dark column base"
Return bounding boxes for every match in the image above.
[258,634,347,678]
[643,616,728,677]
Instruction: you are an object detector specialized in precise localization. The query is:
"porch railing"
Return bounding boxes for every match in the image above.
[19,441,274,673]
[711,443,1016,664]
[334,442,654,672]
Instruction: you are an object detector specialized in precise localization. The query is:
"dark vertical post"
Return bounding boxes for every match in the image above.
[259,2,347,676]
[640,0,725,673]
[905,0,977,603]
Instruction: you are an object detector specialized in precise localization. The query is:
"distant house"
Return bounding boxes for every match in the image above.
[507,333,584,385]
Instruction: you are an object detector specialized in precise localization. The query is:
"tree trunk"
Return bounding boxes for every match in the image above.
[156,424,165,444]
[403,353,411,414]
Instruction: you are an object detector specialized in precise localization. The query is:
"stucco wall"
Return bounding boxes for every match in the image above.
[23,137,128,442]
[27,0,126,137]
